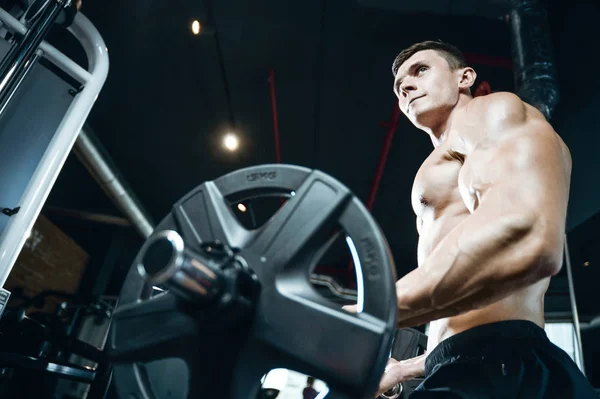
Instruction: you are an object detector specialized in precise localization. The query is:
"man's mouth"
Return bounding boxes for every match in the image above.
[407,96,423,113]
[408,96,423,106]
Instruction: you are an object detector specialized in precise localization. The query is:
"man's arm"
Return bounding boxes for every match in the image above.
[393,93,571,328]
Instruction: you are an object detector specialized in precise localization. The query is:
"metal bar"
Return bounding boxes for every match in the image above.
[544,312,578,323]
[0,353,96,383]
[44,206,132,227]
[0,12,109,286]
[46,362,96,383]
[0,0,64,102]
[564,234,586,375]
[73,129,154,238]
[0,48,42,118]
[0,7,91,84]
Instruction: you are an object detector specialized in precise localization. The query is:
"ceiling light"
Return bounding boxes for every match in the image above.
[583,261,590,267]
[223,133,239,151]
[191,20,201,35]
[237,203,247,212]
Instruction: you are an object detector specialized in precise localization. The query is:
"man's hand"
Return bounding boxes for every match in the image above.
[341,303,427,397]
[375,355,426,398]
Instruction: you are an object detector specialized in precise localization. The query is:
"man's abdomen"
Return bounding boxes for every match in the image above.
[418,212,550,354]
[426,279,550,353]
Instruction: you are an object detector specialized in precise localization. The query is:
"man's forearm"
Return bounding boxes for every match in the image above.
[394,201,556,328]
[397,353,427,379]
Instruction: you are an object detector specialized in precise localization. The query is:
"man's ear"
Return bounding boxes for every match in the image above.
[458,67,477,90]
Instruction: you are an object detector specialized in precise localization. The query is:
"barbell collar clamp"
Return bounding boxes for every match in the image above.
[137,230,227,304]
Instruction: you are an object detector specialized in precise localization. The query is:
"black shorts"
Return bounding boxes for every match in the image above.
[412,320,598,398]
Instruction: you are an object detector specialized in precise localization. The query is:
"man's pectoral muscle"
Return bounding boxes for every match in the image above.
[394,92,571,328]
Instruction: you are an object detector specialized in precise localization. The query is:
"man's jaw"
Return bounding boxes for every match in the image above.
[407,95,424,113]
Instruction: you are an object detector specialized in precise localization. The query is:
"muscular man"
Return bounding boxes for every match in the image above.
[372,41,597,397]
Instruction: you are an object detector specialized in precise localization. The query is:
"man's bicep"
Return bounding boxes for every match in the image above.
[468,128,565,204]
[463,125,571,262]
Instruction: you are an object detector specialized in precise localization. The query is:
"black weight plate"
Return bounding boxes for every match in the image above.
[109,164,397,399]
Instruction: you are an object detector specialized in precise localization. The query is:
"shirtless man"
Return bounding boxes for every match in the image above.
[372,41,598,398]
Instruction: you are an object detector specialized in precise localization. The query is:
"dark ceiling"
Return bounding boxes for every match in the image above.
[40,0,600,321]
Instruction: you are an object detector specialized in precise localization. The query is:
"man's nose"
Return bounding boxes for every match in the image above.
[400,81,416,96]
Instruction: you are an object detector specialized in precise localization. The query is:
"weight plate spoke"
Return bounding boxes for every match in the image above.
[173,181,251,249]
[108,293,200,363]
[246,170,352,273]
[185,336,246,398]
[254,286,388,391]
[112,328,248,399]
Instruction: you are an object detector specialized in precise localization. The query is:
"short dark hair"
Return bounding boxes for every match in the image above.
[391,40,468,77]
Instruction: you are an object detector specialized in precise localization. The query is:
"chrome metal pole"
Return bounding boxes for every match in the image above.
[0,0,65,107]
[564,234,585,375]
[73,128,155,238]
[0,48,42,117]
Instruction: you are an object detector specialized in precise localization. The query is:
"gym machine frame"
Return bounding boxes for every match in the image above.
[0,2,109,396]
[0,2,109,286]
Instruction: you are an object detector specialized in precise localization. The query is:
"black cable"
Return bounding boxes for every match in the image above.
[204,0,236,128]
[312,0,327,169]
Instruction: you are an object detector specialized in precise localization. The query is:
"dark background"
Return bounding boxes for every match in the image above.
[31,0,600,386]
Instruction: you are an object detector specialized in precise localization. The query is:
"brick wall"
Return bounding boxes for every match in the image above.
[4,213,89,314]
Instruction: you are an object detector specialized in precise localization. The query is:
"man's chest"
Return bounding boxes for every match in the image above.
[411,132,480,217]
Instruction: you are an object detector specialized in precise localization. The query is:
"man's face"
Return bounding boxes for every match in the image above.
[393,50,461,127]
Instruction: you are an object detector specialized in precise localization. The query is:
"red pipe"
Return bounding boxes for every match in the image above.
[268,69,282,163]
[463,53,513,70]
[366,104,401,211]
[474,81,492,97]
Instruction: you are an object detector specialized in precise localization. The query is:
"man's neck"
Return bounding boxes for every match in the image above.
[424,93,473,147]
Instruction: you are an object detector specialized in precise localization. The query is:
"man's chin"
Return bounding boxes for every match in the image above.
[411,109,438,130]
[410,109,429,124]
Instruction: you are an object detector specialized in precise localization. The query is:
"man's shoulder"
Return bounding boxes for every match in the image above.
[468,92,554,139]
[468,92,527,127]
[457,92,554,151]
[471,91,522,106]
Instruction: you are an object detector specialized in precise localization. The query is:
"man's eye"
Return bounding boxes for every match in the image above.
[418,66,427,74]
